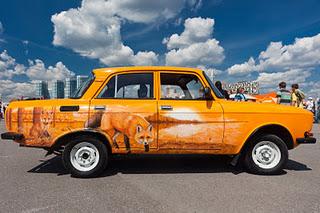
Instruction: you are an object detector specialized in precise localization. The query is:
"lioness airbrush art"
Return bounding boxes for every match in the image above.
[1,66,316,178]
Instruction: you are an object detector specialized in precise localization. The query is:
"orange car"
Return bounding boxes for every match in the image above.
[1,66,316,177]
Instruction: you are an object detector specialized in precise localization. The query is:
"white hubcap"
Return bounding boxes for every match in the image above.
[252,141,281,169]
[70,142,100,172]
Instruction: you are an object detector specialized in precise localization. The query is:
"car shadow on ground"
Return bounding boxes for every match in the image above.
[28,154,312,177]
[285,158,312,171]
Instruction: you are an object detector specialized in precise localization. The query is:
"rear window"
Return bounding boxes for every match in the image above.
[97,73,154,99]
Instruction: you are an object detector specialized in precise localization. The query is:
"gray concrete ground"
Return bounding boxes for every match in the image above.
[0,120,319,213]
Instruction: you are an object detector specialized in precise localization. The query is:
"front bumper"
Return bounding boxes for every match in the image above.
[1,132,24,141]
[296,137,316,144]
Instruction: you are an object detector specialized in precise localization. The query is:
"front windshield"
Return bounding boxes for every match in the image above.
[202,71,225,99]
[71,77,94,99]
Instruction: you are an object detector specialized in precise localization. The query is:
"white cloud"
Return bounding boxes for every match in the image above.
[227,57,256,75]
[0,50,75,81]
[131,51,159,66]
[258,37,320,70]
[165,39,224,67]
[0,50,75,102]
[0,80,35,101]
[256,69,311,90]
[105,0,200,23]
[306,81,320,98]
[51,0,200,66]
[226,33,320,96]
[163,17,224,78]
[256,69,320,98]
[26,59,74,81]
[164,17,216,50]
[227,33,320,75]
[0,50,26,79]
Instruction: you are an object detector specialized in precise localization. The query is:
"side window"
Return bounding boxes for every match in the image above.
[98,73,154,99]
[160,73,205,100]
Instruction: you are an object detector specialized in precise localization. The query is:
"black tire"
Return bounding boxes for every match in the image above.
[244,134,288,175]
[62,136,108,178]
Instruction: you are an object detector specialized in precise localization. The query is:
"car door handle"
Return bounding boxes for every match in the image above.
[60,105,79,112]
[94,105,106,110]
[161,105,173,110]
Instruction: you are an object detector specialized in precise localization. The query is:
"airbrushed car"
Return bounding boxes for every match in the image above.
[1,66,316,177]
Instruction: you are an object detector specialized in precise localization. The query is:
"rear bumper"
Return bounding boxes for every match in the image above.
[1,132,24,141]
[296,137,316,144]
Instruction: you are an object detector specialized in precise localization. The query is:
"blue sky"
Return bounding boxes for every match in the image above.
[0,0,320,101]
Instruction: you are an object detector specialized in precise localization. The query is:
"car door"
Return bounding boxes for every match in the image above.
[157,71,224,150]
[89,71,158,152]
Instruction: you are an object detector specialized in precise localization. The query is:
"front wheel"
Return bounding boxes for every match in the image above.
[244,134,288,175]
[62,137,108,178]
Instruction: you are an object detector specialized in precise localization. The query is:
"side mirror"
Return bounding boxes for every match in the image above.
[203,87,213,100]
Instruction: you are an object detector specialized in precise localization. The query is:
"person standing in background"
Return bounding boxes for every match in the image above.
[291,84,305,108]
[276,82,291,105]
[215,81,230,100]
[306,97,315,113]
[306,97,316,123]
[234,87,246,102]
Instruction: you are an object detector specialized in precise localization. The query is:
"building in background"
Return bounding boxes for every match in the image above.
[76,75,89,89]
[50,80,65,99]
[34,81,50,99]
[48,88,53,99]
[33,75,89,99]
[64,78,77,98]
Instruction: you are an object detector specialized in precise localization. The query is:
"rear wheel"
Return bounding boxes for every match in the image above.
[244,134,288,175]
[62,137,108,178]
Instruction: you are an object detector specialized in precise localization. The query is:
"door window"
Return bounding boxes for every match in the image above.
[97,73,154,99]
[160,73,205,100]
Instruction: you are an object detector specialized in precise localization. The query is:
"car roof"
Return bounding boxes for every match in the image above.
[92,66,202,77]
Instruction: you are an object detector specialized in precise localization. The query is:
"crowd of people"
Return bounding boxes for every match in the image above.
[215,80,320,123]
[276,82,306,107]
[276,81,319,122]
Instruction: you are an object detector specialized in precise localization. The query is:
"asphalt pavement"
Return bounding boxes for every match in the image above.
[0,120,319,213]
